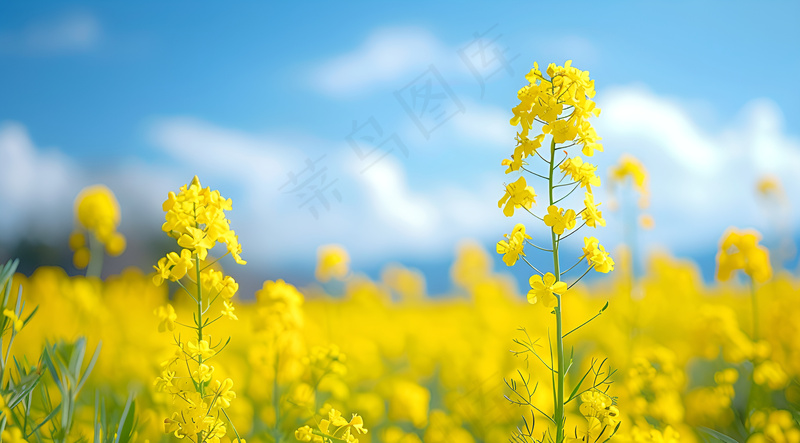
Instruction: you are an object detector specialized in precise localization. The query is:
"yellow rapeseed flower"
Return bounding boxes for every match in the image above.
[544,205,577,235]
[527,272,566,308]
[498,176,536,217]
[496,224,531,266]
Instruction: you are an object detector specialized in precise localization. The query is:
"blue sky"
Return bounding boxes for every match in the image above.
[1,1,799,293]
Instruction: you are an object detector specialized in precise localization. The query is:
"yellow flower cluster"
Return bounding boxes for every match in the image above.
[69,184,126,270]
[315,245,350,282]
[629,425,680,443]
[579,390,620,428]
[304,344,347,378]
[716,228,772,283]
[609,154,649,207]
[152,176,246,443]
[254,279,305,335]
[497,60,613,299]
[509,60,602,159]
[582,237,615,273]
[748,410,800,443]
[295,408,368,443]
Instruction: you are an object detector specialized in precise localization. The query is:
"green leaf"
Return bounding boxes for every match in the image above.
[94,391,101,443]
[75,342,102,394]
[25,404,61,439]
[6,370,43,408]
[566,365,593,403]
[114,395,136,443]
[698,427,740,443]
[42,346,63,392]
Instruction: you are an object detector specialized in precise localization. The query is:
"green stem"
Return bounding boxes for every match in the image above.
[549,137,566,443]
[196,254,204,364]
[195,252,204,443]
[750,277,759,342]
[274,349,281,440]
[85,232,104,278]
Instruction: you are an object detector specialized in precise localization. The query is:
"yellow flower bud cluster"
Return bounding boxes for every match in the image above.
[70,185,126,269]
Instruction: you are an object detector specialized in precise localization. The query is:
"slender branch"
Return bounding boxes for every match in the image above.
[535,149,549,163]
[175,280,199,304]
[524,240,553,253]
[520,256,545,276]
[568,265,595,290]
[563,308,606,338]
[554,181,579,189]
[521,167,549,181]
[555,142,578,150]
[199,252,230,272]
[560,221,588,241]
[560,257,585,277]
[553,183,581,205]
[523,206,545,222]
[554,151,569,169]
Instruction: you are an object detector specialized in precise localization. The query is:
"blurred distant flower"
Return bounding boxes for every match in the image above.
[315,244,350,282]
[716,228,771,283]
[756,175,783,198]
[609,154,648,208]
[70,184,126,276]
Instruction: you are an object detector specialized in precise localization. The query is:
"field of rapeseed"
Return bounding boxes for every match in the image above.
[2,61,799,443]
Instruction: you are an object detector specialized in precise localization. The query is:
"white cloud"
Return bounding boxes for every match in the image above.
[0,122,174,247]
[600,85,720,175]
[449,100,515,150]
[312,27,458,97]
[0,123,78,240]
[357,158,440,237]
[595,85,800,254]
[0,12,101,55]
[149,117,294,191]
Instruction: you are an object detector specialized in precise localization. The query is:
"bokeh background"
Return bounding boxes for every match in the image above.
[1,1,799,294]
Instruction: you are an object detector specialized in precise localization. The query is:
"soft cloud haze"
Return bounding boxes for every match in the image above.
[0,11,100,55]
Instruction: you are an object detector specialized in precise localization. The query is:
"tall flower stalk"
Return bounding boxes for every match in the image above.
[153,176,247,443]
[498,61,618,443]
